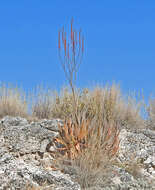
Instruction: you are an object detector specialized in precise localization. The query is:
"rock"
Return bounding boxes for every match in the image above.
[0,118,59,155]
[1,116,28,127]
[144,157,152,164]
[0,116,80,190]
[0,153,80,190]
[84,128,155,189]
[36,119,63,132]
[115,128,155,189]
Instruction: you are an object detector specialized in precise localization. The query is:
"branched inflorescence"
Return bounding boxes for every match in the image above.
[58,18,84,85]
[58,19,84,120]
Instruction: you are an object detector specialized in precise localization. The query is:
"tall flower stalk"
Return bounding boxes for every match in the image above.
[58,18,84,122]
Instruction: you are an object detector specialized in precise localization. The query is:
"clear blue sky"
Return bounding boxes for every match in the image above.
[0,0,154,100]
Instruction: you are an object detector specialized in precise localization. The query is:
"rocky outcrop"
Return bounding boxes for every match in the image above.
[110,128,155,189]
[0,116,155,189]
[0,116,80,190]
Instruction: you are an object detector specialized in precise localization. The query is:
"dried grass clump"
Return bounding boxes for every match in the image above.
[114,152,143,179]
[0,84,27,118]
[86,85,143,128]
[146,98,155,130]
[31,87,54,119]
[52,114,120,188]
[71,120,120,188]
[120,95,144,128]
[50,87,76,119]
[50,84,143,128]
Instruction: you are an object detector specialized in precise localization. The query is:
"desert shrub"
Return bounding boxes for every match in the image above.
[0,84,28,118]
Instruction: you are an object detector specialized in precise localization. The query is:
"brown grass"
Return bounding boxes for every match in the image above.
[50,87,75,119]
[0,83,144,128]
[31,86,54,119]
[26,183,56,190]
[50,84,143,128]
[0,83,144,129]
[147,98,155,130]
[52,111,120,189]
[114,152,143,179]
[72,125,119,188]
[0,84,28,118]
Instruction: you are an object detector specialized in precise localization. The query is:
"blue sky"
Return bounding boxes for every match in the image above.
[0,0,154,100]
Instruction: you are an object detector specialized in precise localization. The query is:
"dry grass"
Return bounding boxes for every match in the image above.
[0,83,144,126]
[114,152,143,179]
[0,83,143,128]
[50,84,143,128]
[50,87,78,119]
[71,123,119,188]
[26,183,56,190]
[0,84,28,118]
[31,86,54,119]
[52,110,120,189]
[147,98,155,130]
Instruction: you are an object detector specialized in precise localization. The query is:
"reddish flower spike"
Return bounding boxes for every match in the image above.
[67,43,69,59]
[58,31,61,49]
[82,37,84,52]
[71,18,73,41]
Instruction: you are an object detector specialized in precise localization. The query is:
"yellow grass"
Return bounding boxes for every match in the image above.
[0,83,144,127]
[0,84,27,118]
[50,84,143,128]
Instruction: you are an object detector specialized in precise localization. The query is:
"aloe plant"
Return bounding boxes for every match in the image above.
[53,119,90,160]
